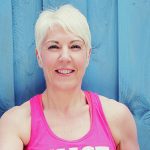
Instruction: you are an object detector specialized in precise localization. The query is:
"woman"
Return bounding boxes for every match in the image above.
[0,4,139,150]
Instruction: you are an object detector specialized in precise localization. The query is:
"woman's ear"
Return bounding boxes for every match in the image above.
[36,49,43,68]
[85,48,91,68]
[88,48,91,59]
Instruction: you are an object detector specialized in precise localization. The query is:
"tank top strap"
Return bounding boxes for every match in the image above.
[28,94,43,145]
[84,91,100,107]
[30,94,42,121]
[84,91,108,120]
[84,91,116,149]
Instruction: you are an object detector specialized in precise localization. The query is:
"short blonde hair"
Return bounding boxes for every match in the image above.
[35,4,91,51]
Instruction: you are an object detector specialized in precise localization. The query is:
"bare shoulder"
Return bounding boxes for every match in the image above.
[99,95,139,149]
[99,95,130,140]
[99,95,131,122]
[0,101,30,128]
[1,101,30,120]
[0,101,31,145]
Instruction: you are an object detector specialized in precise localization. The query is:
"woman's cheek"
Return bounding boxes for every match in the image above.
[77,57,88,71]
[42,53,55,66]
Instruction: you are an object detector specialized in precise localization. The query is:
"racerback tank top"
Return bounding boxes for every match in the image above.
[25,91,116,150]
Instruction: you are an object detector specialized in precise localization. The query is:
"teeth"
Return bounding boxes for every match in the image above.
[57,70,73,74]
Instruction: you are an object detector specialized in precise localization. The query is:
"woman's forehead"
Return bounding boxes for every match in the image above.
[43,26,84,43]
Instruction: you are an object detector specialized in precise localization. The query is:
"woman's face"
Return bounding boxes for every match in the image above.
[37,25,90,91]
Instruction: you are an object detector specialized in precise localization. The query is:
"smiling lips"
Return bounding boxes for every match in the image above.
[55,69,75,76]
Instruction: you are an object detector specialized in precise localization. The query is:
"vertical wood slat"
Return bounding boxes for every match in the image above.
[12,0,44,105]
[118,1,150,149]
[0,0,15,116]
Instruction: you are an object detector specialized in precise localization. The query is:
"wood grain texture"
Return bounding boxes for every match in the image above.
[0,0,15,116]
[118,0,150,149]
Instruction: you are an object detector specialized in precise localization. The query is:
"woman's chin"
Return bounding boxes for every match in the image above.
[52,81,80,91]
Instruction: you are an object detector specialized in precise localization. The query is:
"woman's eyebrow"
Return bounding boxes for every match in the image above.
[45,40,59,44]
[70,40,84,44]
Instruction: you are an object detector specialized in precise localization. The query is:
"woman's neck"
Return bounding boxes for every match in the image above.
[42,87,86,113]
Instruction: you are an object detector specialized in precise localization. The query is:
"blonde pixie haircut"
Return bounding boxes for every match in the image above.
[35,4,91,51]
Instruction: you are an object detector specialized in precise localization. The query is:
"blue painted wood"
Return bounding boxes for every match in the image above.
[118,0,150,149]
[0,0,15,116]
[12,0,45,105]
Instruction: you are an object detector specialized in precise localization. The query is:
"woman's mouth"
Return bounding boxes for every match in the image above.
[55,69,75,75]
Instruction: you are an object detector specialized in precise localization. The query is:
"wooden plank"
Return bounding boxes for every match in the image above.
[0,0,15,116]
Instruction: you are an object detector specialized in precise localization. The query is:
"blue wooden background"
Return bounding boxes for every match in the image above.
[0,0,150,149]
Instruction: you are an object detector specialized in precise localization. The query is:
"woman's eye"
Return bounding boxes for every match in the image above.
[48,45,59,49]
[71,45,81,49]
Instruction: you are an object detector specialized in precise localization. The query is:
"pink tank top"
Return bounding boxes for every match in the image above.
[25,91,116,150]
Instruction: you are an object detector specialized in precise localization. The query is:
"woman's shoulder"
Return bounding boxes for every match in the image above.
[0,92,41,121]
[86,91,130,120]
[99,95,136,146]
[99,95,132,122]
[1,100,30,122]
[0,100,31,145]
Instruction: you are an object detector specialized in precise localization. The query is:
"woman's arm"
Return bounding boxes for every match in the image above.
[100,96,139,150]
[116,104,139,150]
[0,106,28,150]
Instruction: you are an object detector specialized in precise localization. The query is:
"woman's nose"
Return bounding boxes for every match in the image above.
[59,48,71,62]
